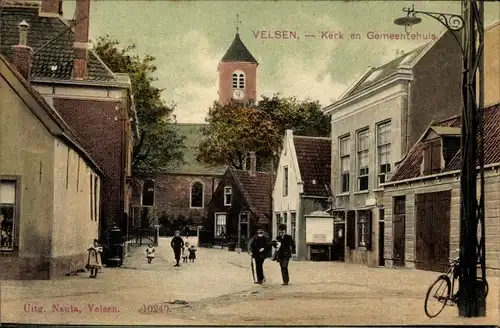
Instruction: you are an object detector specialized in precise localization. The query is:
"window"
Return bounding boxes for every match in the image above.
[232,71,245,89]
[275,212,282,237]
[377,121,391,184]
[94,176,98,221]
[290,212,296,240]
[283,212,288,226]
[90,174,93,221]
[357,129,369,190]
[215,213,227,236]
[224,186,232,206]
[190,182,204,208]
[423,139,442,175]
[0,180,16,251]
[283,166,288,196]
[357,210,372,249]
[339,136,350,193]
[393,196,406,216]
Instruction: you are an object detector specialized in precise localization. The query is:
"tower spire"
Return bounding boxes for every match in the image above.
[235,14,242,34]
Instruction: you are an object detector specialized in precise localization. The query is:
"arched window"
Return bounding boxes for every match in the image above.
[232,71,245,89]
[190,182,204,208]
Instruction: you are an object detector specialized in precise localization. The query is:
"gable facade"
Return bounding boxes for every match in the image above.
[0,55,102,279]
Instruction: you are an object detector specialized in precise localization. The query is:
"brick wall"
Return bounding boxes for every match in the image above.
[218,62,257,104]
[383,170,500,275]
[53,98,126,237]
[132,173,221,223]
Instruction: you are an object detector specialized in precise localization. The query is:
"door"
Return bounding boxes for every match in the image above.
[333,223,345,261]
[415,191,451,272]
[238,212,249,250]
[393,196,406,267]
[378,208,385,266]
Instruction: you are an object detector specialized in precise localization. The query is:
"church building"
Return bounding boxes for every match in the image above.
[218,29,259,104]
[132,26,264,239]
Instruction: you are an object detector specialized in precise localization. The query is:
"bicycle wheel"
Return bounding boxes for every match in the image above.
[425,274,451,318]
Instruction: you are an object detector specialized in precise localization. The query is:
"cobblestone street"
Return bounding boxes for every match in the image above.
[1,237,498,325]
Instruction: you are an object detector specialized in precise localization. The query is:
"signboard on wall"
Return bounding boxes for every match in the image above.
[305,216,334,244]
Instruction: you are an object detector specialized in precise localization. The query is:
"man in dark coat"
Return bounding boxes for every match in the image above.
[273,224,296,285]
[171,230,184,267]
[249,228,271,284]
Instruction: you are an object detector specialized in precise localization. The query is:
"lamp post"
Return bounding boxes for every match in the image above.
[394,1,486,318]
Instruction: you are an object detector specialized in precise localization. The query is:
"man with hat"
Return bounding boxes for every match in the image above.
[249,228,271,284]
[273,223,296,285]
[170,230,184,267]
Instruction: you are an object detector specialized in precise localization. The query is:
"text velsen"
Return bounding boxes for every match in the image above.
[24,303,120,314]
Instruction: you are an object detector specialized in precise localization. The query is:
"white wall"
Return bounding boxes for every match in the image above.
[52,139,100,257]
[330,83,407,200]
[272,131,301,239]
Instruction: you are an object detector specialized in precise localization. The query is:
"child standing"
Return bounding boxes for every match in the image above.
[188,245,197,263]
[181,246,188,263]
[86,239,102,278]
[145,244,155,263]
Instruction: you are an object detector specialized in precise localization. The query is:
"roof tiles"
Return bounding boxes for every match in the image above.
[0,5,115,81]
[232,168,272,222]
[389,103,500,182]
[293,136,332,197]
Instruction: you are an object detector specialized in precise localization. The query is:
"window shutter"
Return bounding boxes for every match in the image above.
[365,210,373,251]
[346,211,355,249]
[422,143,431,175]
[431,140,442,173]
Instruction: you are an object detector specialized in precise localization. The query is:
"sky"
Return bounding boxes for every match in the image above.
[63,0,500,123]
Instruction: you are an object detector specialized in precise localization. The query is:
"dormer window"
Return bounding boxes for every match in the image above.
[422,126,461,176]
[422,139,442,175]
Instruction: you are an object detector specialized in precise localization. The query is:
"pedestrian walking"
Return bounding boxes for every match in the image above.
[86,239,102,278]
[188,245,197,262]
[248,228,271,284]
[145,244,155,263]
[171,230,184,267]
[273,224,296,285]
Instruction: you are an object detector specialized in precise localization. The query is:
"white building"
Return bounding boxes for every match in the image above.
[272,130,338,261]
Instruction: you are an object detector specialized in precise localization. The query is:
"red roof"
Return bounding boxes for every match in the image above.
[293,136,332,197]
[389,103,500,182]
[231,168,272,223]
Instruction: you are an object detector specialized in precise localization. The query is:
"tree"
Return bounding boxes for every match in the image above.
[197,95,330,169]
[93,35,186,171]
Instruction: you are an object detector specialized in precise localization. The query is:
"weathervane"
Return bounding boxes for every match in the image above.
[235,14,242,33]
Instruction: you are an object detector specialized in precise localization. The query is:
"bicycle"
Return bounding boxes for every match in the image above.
[424,256,489,318]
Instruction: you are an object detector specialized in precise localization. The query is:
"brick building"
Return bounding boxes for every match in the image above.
[131,124,226,233]
[218,32,258,104]
[0,0,139,240]
[206,153,273,249]
[381,103,500,276]
[322,29,463,267]
[131,31,259,233]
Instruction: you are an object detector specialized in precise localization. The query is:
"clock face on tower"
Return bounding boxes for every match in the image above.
[232,89,245,100]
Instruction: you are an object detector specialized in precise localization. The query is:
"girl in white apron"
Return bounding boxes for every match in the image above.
[86,239,102,278]
[145,244,155,263]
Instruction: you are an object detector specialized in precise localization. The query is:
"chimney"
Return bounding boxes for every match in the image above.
[12,21,33,80]
[73,0,90,79]
[40,0,62,16]
[249,151,257,177]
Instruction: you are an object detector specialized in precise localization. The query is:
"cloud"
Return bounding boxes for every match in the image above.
[172,30,221,122]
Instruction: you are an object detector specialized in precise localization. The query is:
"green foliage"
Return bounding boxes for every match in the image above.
[197,95,330,169]
[93,35,186,171]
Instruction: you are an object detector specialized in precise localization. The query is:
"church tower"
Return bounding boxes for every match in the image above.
[218,15,258,104]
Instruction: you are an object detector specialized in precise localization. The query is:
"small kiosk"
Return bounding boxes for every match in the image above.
[305,211,334,261]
